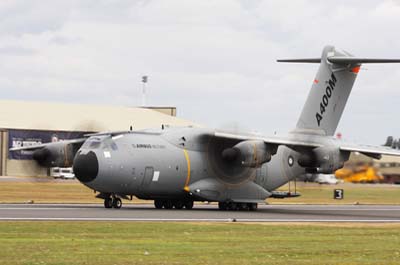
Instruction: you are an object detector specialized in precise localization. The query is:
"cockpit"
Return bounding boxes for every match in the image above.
[81,136,118,151]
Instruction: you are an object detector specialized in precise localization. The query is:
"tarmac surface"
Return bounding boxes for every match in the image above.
[1,203,400,222]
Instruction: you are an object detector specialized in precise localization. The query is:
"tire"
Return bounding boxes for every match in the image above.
[218,202,227,211]
[227,202,237,211]
[174,200,184,209]
[104,198,113,209]
[248,203,258,211]
[112,198,122,209]
[236,203,246,211]
[184,201,194,210]
[154,200,163,209]
[164,200,173,209]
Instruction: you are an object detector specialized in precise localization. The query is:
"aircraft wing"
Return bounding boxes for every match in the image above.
[214,131,400,159]
[214,131,322,148]
[339,144,400,159]
[9,138,87,151]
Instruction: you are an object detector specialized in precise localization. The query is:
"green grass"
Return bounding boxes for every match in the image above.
[0,180,400,205]
[0,222,399,265]
[271,182,400,204]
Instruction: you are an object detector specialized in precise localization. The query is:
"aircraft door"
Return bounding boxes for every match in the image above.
[142,167,154,186]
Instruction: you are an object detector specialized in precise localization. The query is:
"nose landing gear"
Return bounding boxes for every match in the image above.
[104,196,122,209]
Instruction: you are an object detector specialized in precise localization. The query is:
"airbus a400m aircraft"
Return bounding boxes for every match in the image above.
[12,45,400,211]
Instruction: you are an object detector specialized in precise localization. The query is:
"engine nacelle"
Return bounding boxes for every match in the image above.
[32,142,76,167]
[222,140,272,168]
[298,146,350,174]
[207,137,276,185]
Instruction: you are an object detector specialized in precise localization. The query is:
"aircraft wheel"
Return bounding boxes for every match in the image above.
[174,200,184,209]
[112,198,122,209]
[104,198,113,209]
[227,202,237,211]
[164,200,174,209]
[218,202,227,211]
[237,203,248,211]
[184,201,194,210]
[248,203,258,211]
[154,200,163,209]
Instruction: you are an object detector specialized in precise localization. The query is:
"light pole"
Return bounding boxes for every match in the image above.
[141,75,148,106]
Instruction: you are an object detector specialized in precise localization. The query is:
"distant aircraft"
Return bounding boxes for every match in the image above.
[314,174,340,185]
[383,136,399,149]
[11,45,400,211]
[298,173,340,184]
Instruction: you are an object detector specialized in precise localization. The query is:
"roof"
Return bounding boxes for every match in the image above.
[0,100,198,132]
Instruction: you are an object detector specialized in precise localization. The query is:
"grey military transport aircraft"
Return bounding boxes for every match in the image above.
[11,45,400,211]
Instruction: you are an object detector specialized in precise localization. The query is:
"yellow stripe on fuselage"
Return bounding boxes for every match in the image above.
[183,149,191,192]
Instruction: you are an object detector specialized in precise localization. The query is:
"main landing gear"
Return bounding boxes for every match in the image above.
[154,199,194,210]
[218,202,258,211]
[104,197,122,209]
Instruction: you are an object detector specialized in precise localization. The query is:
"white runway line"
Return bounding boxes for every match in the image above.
[0,217,400,222]
[0,208,93,210]
[0,206,400,211]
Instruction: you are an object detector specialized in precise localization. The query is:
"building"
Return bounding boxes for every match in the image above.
[0,100,197,177]
[375,155,400,184]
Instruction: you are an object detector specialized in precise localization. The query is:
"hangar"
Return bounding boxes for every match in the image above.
[0,100,197,177]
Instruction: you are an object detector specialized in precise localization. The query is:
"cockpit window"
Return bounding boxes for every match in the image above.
[89,141,101,149]
[82,137,103,149]
[110,142,118,151]
[102,137,118,151]
[82,136,118,151]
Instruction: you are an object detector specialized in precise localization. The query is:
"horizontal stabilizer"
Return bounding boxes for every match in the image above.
[328,57,400,64]
[278,57,400,64]
[277,58,321,63]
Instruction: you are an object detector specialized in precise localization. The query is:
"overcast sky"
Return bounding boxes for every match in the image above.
[1,0,400,144]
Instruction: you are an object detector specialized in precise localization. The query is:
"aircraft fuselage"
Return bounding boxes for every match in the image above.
[73,127,309,203]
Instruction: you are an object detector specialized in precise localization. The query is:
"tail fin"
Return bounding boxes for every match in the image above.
[383,136,394,147]
[278,45,400,136]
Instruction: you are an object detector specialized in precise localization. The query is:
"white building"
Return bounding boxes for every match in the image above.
[0,100,197,176]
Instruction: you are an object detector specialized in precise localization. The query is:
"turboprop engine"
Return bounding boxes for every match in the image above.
[207,138,274,185]
[32,142,79,167]
[221,140,272,167]
[297,146,350,174]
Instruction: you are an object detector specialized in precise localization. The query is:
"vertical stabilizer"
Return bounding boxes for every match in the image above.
[295,46,358,135]
[278,45,400,136]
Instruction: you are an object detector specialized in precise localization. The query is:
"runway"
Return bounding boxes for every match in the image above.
[1,204,400,222]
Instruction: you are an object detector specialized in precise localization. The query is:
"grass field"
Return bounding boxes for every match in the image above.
[0,179,399,204]
[274,182,400,204]
[0,222,399,265]
[0,181,100,203]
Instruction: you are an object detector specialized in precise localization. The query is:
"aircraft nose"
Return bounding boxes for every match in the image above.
[73,151,99,183]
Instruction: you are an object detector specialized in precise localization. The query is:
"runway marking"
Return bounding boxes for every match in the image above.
[0,217,400,222]
[1,206,400,211]
[0,208,93,210]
